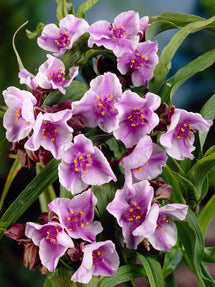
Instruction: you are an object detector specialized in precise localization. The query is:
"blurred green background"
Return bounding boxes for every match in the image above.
[0,0,214,286]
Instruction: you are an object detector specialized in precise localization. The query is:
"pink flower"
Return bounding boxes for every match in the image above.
[58,134,116,194]
[37,14,89,56]
[160,108,213,160]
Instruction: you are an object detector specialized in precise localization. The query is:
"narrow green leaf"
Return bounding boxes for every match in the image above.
[137,253,165,287]
[76,0,100,19]
[187,151,215,200]
[149,15,215,94]
[159,49,215,104]
[43,80,89,106]
[199,94,215,149]
[198,193,215,237]
[12,21,29,71]
[162,246,183,278]
[0,159,22,212]
[56,0,72,21]
[98,264,147,287]
[145,20,178,41]
[46,267,76,287]
[0,159,59,239]
[25,22,45,39]
[203,247,215,263]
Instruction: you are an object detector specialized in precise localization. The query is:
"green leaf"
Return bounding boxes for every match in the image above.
[43,80,89,106]
[145,20,178,41]
[199,94,215,149]
[26,22,45,39]
[0,159,59,239]
[76,0,100,19]
[149,15,215,94]
[0,159,22,212]
[162,246,183,278]
[56,0,74,20]
[198,193,215,237]
[175,209,206,286]
[98,264,147,287]
[12,21,29,71]
[159,49,215,104]
[106,137,127,160]
[137,253,165,287]
[45,267,76,287]
[187,151,215,200]
[203,247,215,263]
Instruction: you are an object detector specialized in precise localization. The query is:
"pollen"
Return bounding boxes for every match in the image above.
[51,138,55,141]
[75,168,79,171]
[145,57,148,61]
[81,224,84,228]
[161,228,165,231]
[67,217,71,221]
[101,111,105,116]
[98,103,103,107]
[43,136,47,139]
[87,154,91,157]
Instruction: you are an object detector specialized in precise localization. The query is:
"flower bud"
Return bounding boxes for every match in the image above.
[4,223,25,241]
[23,242,40,270]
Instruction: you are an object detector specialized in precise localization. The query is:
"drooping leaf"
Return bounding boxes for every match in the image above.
[199,94,215,149]
[198,193,215,237]
[0,159,59,239]
[137,253,165,287]
[149,15,215,94]
[97,264,147,287]
[162,246,183,278]
[159,49,215,104]
[25,22,45,39]
[76,0,100,19]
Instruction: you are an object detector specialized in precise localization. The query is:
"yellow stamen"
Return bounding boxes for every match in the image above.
[67,217,71,221]
[98,103,103,107]
[51,138,55,142]
[75,168,79,171]
[129,208,133,212]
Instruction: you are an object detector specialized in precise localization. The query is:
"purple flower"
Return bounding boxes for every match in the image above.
[120,136,167,182]
[25,222,74,272]
[88,10,140,57]
[135,203,188,252]
[117,41,158,87]
[71,240,119,283]
[113,91,160,148]
[139,16,150,40]
[3,87,37,142]
[160,108,213,160]
[48,189,103,242]
[25,109,73,159]
[37,14,89,56]
[19,69,37,90]
[58,134,116,194]
[72,72,122,133]
[107,181,158,249]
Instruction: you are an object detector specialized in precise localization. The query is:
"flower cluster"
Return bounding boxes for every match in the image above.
[2,7,213,286]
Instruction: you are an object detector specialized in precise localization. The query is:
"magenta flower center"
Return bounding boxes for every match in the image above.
[40,120,59,142]
[130,52,149,70]
[65,209,89,231]
[54,30,71,48]
[44,225,63,244]
[124,201,146,224]
[14,108,28,123]
[48,69,66,85]
[92,248,105,268]
[176,123,193,141]
[73,152,93,174]
[127,106,146,127]
[156,214,170,232]
[96,95,117,117]
[110,23,129,39]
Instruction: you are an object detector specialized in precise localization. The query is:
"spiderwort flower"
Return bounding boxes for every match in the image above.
[25,109,73,159]
[72,72,122,133]
[3,87,37,142]
[135,203,188,252]
[88,10,140,57]
[113,91,160,148]
[37,14,89,56]
[71,240,119,284]
[117,41,158,87]
[58,134,116,194]
[107,180,158,249]
[160,108,213,160]
[120,136,167,182]
[48,189,103,242]
[25,222,74,272]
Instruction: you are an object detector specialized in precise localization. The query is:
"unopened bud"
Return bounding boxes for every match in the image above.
[23,242,40,270]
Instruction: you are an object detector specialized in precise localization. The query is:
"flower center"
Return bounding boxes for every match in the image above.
[127,106,146,127]
[92,248,105,268]
[14,109,28,123]
[45,225,62,243]
[66,210,89,231]
[110,23,129,39]
[48,68,66,85]
[176,123,194,141]
[156,214,169,232]
[124,201,145,224]
[96,95,117,117]
[73,152,92,174]
[55,31,71,48]
[130,52,149,70]
[41,120,59,142]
